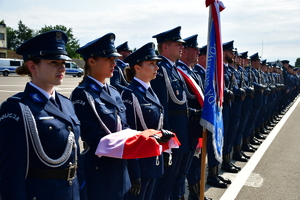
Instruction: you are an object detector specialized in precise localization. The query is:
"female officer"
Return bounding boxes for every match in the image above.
[71,33,130,200]
[0,30,82,200]
[121,42,164,200]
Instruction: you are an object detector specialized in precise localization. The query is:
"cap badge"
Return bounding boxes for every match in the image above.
[56,31,62,41]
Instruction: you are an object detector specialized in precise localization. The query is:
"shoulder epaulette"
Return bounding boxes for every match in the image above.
[108,84,119,92]
[57,93,69,100]
[7,92,26,102]
[121,87,132,93]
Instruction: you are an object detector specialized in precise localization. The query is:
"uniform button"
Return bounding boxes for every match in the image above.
[105,110,108,113]
[148,110,151,113]
[48,126,53,131]
[69,180,72,185]
[33,198,37,200]
[68,126,72,131]
[121,107,124,111]
[95,166,98,170]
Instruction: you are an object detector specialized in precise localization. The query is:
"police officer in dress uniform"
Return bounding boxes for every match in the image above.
[151,26,191,200]
[71,33,133,200]
[176,35,211,200]
[0,30,83,200]
[258,60,272,135]
[110,41,132,93]
[121,42,165,200]
[243,53,266,148]
[236,51,255,157]
[231,51,250,162]
[193,45,207,82]
[221,41,244,174]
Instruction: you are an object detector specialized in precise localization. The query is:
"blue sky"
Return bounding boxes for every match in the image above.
[1,0,300,64]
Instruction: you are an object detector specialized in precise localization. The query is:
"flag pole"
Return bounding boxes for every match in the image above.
[199,128,207,200]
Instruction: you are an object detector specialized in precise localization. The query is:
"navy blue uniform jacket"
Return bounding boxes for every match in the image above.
[151,56,191,153]
[0,83,81,200]
[122,79,164,180]
[71,77,131,200]
[110,59,129,93]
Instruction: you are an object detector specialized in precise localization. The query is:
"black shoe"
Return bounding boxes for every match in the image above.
[241,151,251,159]
[230,162,241,171]
[217,175,232,184]
[255,132,266,139]
[204,197,212,200]
[260,128,270,134]
[242,144,256,152]
[249,143,258,150]
[222,162,239,173]
[250,137,261,145]
[232,153,248,162]
[207,176,227,188]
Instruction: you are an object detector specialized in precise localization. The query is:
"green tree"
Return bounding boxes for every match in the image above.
[38,25,80,58]
[16,20,35,47]
[295,58,300,68]
[6,27,18,50]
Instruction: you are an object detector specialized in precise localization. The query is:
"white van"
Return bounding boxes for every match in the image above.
[65,61,84,77]
[0,58,23,76]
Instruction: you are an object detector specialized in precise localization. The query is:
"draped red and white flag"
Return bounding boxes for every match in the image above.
[95,129,180,159]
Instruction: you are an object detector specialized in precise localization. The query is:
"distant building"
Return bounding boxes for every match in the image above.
[0,23,7,58]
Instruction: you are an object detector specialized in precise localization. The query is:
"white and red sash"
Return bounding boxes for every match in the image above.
[177,68,204,107]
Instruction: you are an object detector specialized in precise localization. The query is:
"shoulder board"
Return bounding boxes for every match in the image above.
[7,92,26,102]
[122,87,132,93]
[57,93,69,100]
[76,84,87,90]
[108,84,119,92]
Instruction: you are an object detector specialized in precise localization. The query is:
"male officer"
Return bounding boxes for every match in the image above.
[193,45,207,82]
[280,60,291,113]
[151,26,191,200]
[221,41,245,173]
[239,51,257,153]
[244,53,266,148]
[232,51,253,161]
[110,41,132,92]
[176,35,211,200]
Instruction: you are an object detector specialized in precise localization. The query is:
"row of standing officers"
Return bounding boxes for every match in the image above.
[0,26,299,200]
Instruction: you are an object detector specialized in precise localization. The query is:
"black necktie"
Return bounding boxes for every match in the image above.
[50,97,60,110]
[148,87,155,96]
[103,85,110,95]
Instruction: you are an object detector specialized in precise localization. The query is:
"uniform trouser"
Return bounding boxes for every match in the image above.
[186,156,201,186]
[153,153,184,200]
[207,132,220,167]
[255,103,267,129]
[222,103,231,136]
[223,114,240,155]
[128,178,157,200]
[186,133,212,185]
[234,110,251,146]
[170,151,194,200]
[244,106,261,138]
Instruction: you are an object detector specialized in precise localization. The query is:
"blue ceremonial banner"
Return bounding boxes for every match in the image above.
[200,0,225,163]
